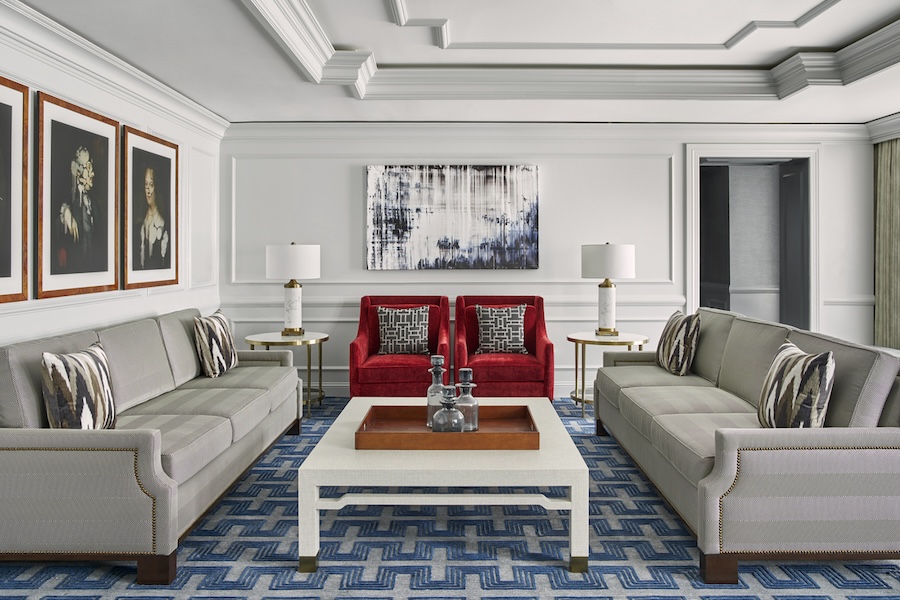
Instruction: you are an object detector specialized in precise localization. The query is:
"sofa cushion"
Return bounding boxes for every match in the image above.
[115,413,231,484]
[194,311,239,378]
[619,386,755,440]
[596,366,713,409]
[656,311,700,376]
[156,308,202,386]
[357,353,433,384]
[40,342,116,430]
[475,304,529,354]
[718,317,792,407]
[758,341,835,428]
[376,305,430,355]
[692,308,737,384]
[788,330,899,427]
[120,387,269,443]
[651,412,761,486]
[0,330,100,428]
[465,352,545,382]
[179,366,298,413]
[99,319,176,413]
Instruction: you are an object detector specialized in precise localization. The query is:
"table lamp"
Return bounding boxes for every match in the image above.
[266,243,320,336]
[581,243,635,336]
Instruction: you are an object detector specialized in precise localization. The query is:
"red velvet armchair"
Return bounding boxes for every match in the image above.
[350,296,451,397]
[454,295,554,400]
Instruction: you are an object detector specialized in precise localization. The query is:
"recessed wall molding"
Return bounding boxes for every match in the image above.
[823,296,876,306]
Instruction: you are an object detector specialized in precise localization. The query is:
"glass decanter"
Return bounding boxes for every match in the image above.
[426,355,446,428]
[455,367,478,432]
[432,386,464,433]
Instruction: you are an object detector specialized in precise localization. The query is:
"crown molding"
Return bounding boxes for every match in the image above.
[837,18,900,85]
[321,51,378,99]
[0,0,227,138]
[867,111,900,143]
[771,53,842,98]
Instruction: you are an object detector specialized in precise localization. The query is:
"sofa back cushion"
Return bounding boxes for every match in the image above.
[692,308,737,384]
[718,316,792,407]
[787,330,899,427]
[99,319,176,413]
[879,376,900,427]
[0,330,100,428]
[156,308,202,386]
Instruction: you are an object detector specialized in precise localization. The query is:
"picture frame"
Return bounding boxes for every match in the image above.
[37,92,119,299]
[0,75,27,303]
[123,126,178,289]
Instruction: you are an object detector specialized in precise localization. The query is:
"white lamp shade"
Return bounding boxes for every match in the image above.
[266,244,321,280]
[581,244,636,280]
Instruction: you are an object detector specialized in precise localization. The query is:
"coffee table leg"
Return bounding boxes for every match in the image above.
[569,477,590,572]
[297,474,320,572]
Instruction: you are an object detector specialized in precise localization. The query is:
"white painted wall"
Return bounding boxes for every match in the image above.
[220,123,876,399]
[0,3,226,344]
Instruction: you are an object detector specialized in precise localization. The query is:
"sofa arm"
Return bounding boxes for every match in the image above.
[237,349,293,367]
[698,427,900,555]
[603,350,656,366]
[0,428,178,555]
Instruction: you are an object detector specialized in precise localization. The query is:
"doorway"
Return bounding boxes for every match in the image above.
[698,157,811,329]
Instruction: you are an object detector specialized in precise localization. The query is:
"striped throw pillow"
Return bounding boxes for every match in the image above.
[194,310,238,378]
[656,310,700,376]
[41,342,116,429]
[758,341,835,428]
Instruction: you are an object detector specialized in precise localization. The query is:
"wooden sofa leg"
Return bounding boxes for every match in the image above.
[699,551,738,584]
[287,419,301,435]
[137,552,177,585]
[595,418,608,436]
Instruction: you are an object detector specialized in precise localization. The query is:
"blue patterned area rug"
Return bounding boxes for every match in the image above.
[2,397,900,600]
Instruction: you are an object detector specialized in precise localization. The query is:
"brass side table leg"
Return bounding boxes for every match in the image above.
[317,341,323,406]
[306,345,313,415]
[580,342,587,418]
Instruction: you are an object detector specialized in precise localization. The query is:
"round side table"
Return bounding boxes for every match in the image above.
[245,331,329,414]
[567,332,650,417]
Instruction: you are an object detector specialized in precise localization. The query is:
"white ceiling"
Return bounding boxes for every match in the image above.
[16,0,900,124]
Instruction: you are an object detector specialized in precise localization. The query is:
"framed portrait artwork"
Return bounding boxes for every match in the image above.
[0,76,27,303]
[37,92,119,299]
[123,127,178,289]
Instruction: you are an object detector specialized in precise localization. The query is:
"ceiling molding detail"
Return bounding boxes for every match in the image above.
[867,112,900,143]
[771,53,842,98]
[837,18,900,85]
[387,0,843,52]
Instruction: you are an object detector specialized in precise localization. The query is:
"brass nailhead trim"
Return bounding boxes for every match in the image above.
[718,445,900,554]
[0,447,157,554]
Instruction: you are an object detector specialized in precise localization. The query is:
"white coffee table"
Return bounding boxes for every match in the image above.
[297,396,590,573]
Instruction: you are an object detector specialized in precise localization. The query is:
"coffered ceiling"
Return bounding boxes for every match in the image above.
[14,0,900,124]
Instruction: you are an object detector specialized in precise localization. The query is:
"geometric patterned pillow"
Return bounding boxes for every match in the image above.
[40,342,116,429]
[758,340,835,428]
[475,304,528,354]
[656,310,701,376]
[193,310,239,378]
[377,305,430,355]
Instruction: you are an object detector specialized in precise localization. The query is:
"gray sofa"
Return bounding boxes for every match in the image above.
[594,307,900,583]
[0,308,301,584]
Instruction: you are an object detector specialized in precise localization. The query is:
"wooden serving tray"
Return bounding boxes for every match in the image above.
[355,405,540,450]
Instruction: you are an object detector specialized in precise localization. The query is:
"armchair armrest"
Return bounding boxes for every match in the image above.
[236,349,293,367]
[698,427,900,555]
[349,329,371,393]
[603,350,657,366]
[0,428,178,555]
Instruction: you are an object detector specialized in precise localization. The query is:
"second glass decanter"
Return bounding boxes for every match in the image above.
[432,385,464,433]
[426,354,446,428]
[455,367,478,432]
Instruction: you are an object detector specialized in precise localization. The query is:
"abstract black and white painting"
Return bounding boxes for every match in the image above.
[366,165,539,270]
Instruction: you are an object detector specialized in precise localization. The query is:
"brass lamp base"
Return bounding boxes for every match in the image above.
[282,327,305,336]
[596,327,619,336]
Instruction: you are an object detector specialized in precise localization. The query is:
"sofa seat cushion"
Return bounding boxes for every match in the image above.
[357,353,433,384]
[179,366,298,413]
[596,366,713,409]
[120,388,269,443]
[465,352,545,382]
[650,413,761,486]
[116,414,231,484]
[619,386,755,440]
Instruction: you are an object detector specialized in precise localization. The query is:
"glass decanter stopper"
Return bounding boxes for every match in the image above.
[426,355,446,428]
[455,368,478,432]
[432,386,464,433]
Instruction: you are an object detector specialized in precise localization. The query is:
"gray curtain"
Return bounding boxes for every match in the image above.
[875,138,900,348]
